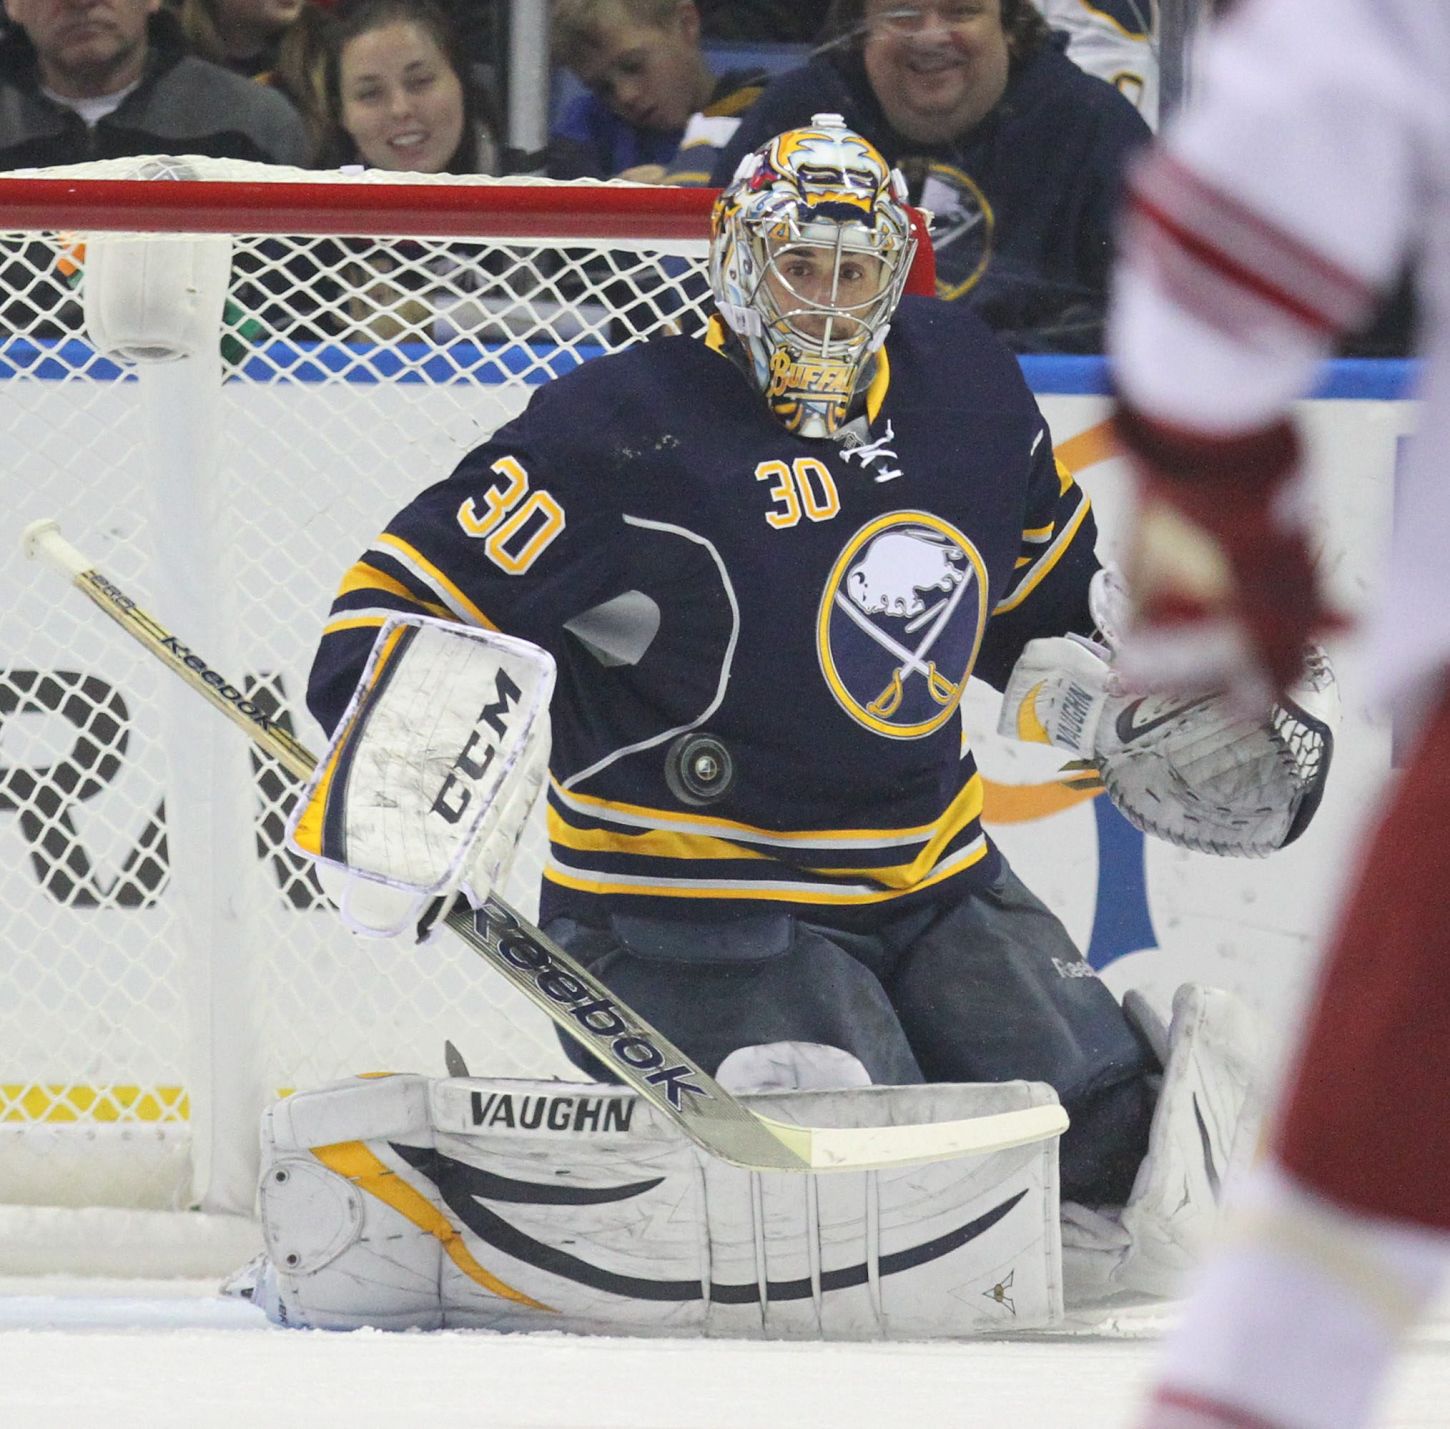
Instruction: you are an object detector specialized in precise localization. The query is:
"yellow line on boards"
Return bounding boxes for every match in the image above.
[1,1083,191,1123]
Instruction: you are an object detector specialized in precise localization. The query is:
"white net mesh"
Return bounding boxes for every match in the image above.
[0,158,713,1225]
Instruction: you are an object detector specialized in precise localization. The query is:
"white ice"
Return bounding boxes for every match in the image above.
[2,1280,1447,1429]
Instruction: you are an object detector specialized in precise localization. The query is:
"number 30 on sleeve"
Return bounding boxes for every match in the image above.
[456,455,566,573]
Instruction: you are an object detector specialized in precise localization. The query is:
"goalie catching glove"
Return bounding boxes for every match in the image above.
[998,627,1338,857]
[286,615,554,940]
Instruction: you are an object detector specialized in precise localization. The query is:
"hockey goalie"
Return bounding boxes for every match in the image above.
[232,117,1339,1337]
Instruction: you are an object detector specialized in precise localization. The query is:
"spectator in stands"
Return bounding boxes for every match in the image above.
[704,0,1151,352]
[177,0,333,160]
[0,0,311,167]
[548,0,762,182]
[326,0,496,174]
[323,0,500,343]
[338,0,500,90]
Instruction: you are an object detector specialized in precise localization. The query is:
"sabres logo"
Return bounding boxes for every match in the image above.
[920,161,993,301]
[817,512,987,739]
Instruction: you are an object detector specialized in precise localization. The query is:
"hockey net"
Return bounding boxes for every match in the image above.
[0,158,719,1272]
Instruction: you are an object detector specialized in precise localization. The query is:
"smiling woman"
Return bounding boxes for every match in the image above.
[326,0,497,176]
[321,0,503,343]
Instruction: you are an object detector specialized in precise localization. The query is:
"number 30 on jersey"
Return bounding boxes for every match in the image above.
[456,455,566,573]
[756,457,840,529]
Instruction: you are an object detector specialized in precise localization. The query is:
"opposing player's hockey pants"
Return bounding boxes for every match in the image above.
[1273,676,1450,1229]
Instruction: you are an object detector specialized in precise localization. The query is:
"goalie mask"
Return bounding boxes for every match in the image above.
[709,113,916,439]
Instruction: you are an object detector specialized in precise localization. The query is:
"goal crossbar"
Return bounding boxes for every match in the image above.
[0,175,719,240]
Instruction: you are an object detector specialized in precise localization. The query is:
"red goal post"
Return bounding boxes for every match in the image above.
[0,157,932,1275]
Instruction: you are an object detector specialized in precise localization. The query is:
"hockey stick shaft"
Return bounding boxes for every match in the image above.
[24,519,1067,1171]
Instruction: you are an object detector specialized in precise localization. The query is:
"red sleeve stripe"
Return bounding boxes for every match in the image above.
[1129,188,1350,336]
[1144,1385,1294,1429]
[1129,152,1374,336]
[1124,206,1325,344]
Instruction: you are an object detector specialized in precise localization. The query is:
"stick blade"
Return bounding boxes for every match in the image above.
[756,1102,1069,1172]
[442,1040,470,1078]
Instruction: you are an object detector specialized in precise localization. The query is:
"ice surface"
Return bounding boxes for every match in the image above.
[1,1279,1447,1428]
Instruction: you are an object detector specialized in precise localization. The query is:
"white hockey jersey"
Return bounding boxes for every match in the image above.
[1037,0,1158,126]
[1109,0,1450,706]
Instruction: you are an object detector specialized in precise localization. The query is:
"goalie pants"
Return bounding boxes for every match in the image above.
[1273,676,1450,1230]
[544,864,1156,1205]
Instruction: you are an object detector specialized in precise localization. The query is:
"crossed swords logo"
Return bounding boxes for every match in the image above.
[834,554,972,719]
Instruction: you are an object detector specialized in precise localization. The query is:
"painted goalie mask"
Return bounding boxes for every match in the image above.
[709,113,917,439]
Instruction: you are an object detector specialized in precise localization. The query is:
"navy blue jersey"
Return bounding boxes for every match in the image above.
[308,297,1099,927]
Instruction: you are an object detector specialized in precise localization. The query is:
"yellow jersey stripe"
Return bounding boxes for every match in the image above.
[803,774,984,887]
[551,777,970,850]
[374,533,498,630]
[993,489,1092,615]
[322,611,389,636]
[865,346,891,423]
[548,808,772,862]
[543,834,989,904]
[549,773,982,880]
[337,559,453,619]
[707,86,765,119]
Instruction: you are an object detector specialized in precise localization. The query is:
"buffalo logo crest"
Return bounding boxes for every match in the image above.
[817,512,987,738]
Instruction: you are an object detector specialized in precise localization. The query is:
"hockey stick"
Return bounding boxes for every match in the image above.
[23,519,1068,1172]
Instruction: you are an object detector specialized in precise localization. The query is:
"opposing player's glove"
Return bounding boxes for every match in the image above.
[287,614,554,941]
[999,633,1338,857]
[1111,403,1346,707]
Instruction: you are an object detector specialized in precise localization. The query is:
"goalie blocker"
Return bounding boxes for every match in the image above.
[285,614,554,940]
